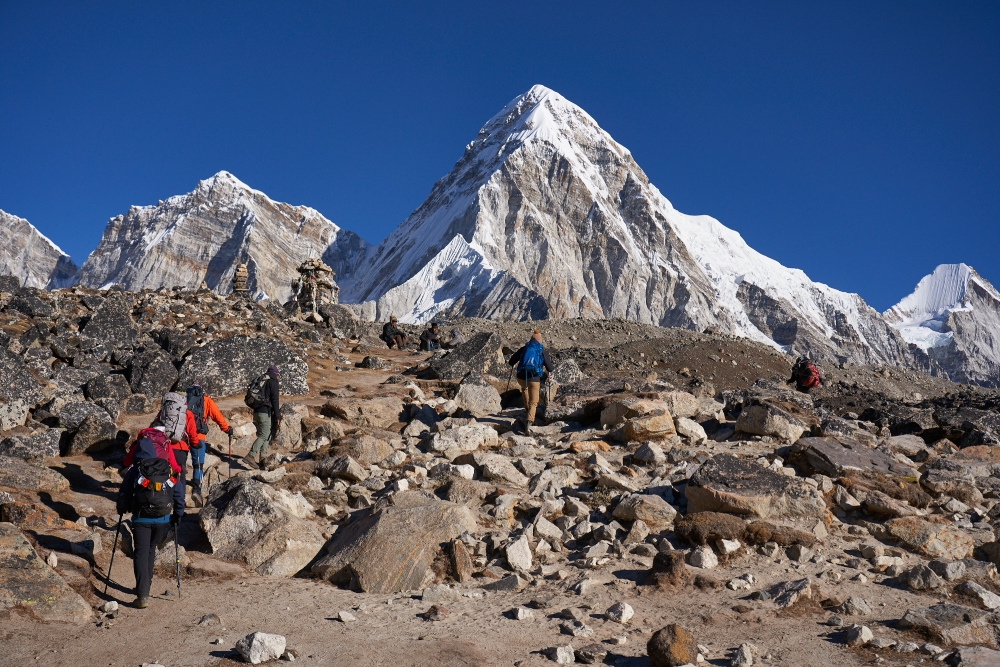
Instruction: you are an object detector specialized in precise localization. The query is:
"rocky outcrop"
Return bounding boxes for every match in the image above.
[685,454,826,518]
[0,522,92,623]
[311,491,477,593]
[0,210,78,289]
[78,171,368,302]
[178,335,309,397]
[199,477,325,577]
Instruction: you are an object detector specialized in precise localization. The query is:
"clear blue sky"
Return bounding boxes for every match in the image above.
[1,1,997,311]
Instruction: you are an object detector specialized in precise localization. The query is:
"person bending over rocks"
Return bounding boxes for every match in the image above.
[381,316,408,349]
[444,327,466,349]
[508,329,554,428]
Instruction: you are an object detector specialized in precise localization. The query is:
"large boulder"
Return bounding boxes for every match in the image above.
[686,454,826,518]
[0,522,92,623]
[199,477,325,577]
[0,428,64,461]
[735,401,811,444]
[898,603,1000,648]
[273,402,309,449]
[885,517,975,560]
[454,375,501,417]
[67,414,120,455]
[0,456,69,493]
[80,293,139,346]
[332,433,396,466]
[429,423,499,456]
[612,494,678,529]
[58,401,111,432]
[789,436,917,478]
[299,417,346,452]
[600,398,672,428]
[127,346,178,397]
[311,491,477,593]
[0,348,44,425]
[84,373,132,404]
[178,335,309,397]
[323,397,405,430]
[426,332,507,381]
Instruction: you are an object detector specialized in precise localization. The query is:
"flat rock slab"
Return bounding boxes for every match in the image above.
[790,436,917,478]
[323,397,406,430]
[427,332,507,381]
[0,522,92,624]
[898,603,1000,648]
[686,454,826,518]
[312,491,477,593]
[178,334,309,396]
[885,517,975,560]
[0,456,69,493]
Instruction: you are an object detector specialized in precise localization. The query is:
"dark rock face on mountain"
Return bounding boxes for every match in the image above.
[0,210,78,289]
[78,171,368,302]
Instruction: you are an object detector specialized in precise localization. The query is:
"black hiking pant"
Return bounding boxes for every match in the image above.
[132,521,170,599]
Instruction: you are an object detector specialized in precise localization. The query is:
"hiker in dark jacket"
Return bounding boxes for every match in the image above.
[244,366,280,469]
[381,316,407,349]
[116,427,184,609]
[507,330,554,426]
[419,322,441,351]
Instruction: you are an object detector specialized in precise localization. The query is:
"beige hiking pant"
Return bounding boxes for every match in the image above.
[518,378,541,423]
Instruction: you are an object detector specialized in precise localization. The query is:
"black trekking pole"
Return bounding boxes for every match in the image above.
[505,365,514,394]
[104,514,122,596]
[227,432,233,480]
[174,529,181,600]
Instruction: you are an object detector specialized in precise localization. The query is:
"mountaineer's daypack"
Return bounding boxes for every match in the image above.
[186,385,208,434]
[130,457,175,518]
[244,373,269,410]
[159,392,188,443]
[795,359,822,389]
[518,340,545,379]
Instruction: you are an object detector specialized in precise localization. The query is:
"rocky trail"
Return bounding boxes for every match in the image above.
[3,282,1000,666]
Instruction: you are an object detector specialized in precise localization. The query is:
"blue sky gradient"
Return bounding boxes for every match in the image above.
[1,1,997,310]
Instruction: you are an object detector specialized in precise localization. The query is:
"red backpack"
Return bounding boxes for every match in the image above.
[137,427,173,459]
[797,360,821,388]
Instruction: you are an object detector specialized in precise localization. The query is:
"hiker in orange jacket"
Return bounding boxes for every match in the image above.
[185,383,232,506]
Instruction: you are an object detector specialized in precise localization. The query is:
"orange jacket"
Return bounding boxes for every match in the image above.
[193,396,229,445]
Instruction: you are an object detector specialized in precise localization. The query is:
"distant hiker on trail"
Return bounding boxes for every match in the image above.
[419,322,441,351]
[381,316,408,349]
[153,391,198,493]
[444,327,466,349]
[243,366,280,470]
[508,329,555,428]
[185,382,233,506]
[788,355,822,393]
[116,424,184,609]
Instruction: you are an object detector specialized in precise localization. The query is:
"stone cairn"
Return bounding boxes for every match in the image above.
[292,258,338,322]
[232,263,250,297]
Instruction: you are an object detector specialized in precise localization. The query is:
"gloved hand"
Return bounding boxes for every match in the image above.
[170,514,180,526]
[226,425,234,436]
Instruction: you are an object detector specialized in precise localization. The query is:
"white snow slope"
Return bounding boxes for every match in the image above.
[342,85,917,367]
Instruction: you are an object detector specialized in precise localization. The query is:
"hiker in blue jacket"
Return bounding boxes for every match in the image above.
[116,428,185,609]
[507,329,554,427]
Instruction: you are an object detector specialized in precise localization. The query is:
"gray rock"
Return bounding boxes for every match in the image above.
[0,455,69,492]
[768,578,812,609]
[906,564,945,591]
[506,535,533,571]
[84,373,132,404]
[426,332,507,381]
[68,414,119,455]
[545,644,576,664]
[928,559,966,581]
[790,436,916,477]
[957,581,1000,610]
[686,454,826,518]
[235,632,286,665]
[454,374,501,417]
[127,346,178,398]
[199,476,324,577]
[844,624,873,646]
[0,428,64,461]
[837,597,871,616]
[612,493,677,529]
[80,293,139,346]
[178,335,309,397]
[312,491,477,593]
[899,603,1000,648]
[317,455,368,483]
[735,402,808,444]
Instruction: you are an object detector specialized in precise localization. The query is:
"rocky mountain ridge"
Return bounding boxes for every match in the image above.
[0,210,79,289]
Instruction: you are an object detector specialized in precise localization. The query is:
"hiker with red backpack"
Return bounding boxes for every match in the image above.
[116,425,185,609]
[507,329,555,429]
[788,355,822,393]
[185,382,233,506]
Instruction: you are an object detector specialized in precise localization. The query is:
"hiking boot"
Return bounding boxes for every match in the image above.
[134,596,149,609]
[192,489,203,507]
[241,456,259,470]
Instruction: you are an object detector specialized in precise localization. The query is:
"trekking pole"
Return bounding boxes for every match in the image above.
[505,365,514,394]
[103,514,123,595]
[227,432,233,480]
[175,530,181,600]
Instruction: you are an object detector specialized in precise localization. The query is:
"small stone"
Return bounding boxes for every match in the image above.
[46,552,58,569]
[505,535,533,572]
[837,597,871,616]
[956,581,1000,610]
[575,643,608,664]
[515,606,534,620]
[921,643,943,655]
[928,559,966,581]
[844,624,873,646]
[716,538,741,555]
[611,635,627,645]
[605,602,634,624]
[825,615,844,627]
[731,642,755,667]
[546,644,576,664]
[894,642,919,653]
[100,600,118,614]
[786,544,812,563]
[648,624,699,667]
[688,546,718,570]
[235,632,287,665]
[560,619,594,637]
[421,604,448,621]
[337,610,357,623]
[906,564,944,591]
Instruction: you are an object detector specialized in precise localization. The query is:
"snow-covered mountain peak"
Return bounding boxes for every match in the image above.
[0,209,79,288]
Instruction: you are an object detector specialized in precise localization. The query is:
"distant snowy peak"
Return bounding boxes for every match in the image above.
[885,264,1000,351]
[0,209,78,289]
[78,171,368,301]
[342,84,919,369]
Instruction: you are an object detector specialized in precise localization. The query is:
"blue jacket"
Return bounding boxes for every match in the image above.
[116,436,185,524]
